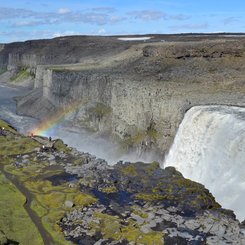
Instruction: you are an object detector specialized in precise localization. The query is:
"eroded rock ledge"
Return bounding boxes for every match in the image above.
[0,120,244,244]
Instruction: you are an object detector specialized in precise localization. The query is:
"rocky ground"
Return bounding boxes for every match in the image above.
[0,120,245,244]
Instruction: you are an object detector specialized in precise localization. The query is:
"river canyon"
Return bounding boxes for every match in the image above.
[0,34,245,244]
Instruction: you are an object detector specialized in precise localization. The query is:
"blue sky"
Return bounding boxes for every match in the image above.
[0,0,244,43]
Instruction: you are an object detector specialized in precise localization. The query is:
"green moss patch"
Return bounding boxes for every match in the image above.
[121,164,138,176]
[10,67,35,82]
[22,176,96,245]
[0,67,7,75]
[0,172,43,245]
[92,212,164,244]
[88,103,112,119]
[0,123,40,156]
[122,123,160,151]
[53,139,71,153]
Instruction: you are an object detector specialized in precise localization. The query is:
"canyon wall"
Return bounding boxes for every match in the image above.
[1,35,245,155]
[33,67,244,154]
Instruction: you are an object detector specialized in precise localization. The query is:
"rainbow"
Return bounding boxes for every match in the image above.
[31,100,82,137]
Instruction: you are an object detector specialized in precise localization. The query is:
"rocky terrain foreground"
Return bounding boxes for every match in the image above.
[0,34,245,159]
[0,120,245,245]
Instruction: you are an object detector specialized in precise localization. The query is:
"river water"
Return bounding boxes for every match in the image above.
[164,106,245,221]
[0,84,39,133]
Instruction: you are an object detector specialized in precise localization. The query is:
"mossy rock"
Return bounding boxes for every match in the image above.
[121,164,138,176]
[147,161,160,172]
[53,139,71,153]
[88,102,112,119]
[0,120,18,133]
[10,67,34,82]
[0,230,7,244]
[0,119,41,156]
[0,67,7,75]
[92,212,164,244]
[73,193,97,207]
[121,126,160,151]
[101,186,117,193]
[122,131,146,149]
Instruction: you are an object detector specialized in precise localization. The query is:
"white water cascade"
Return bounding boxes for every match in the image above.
[164,105,245,221]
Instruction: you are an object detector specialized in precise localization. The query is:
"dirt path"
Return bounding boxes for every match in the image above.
[0,165,55,245]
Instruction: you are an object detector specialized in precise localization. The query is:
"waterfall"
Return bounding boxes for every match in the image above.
[164,105,245,221]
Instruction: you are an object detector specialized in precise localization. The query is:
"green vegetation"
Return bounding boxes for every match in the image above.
[101,185,117,193]
[171,178,221,209]
[0,120,17,133]
[0,230,8,244]
[23,178,96,245]
[122,121,160,151]
[121,164,138,176]
[88,103,112,119]
[4,163,97,245]
[0,136,40,156]
[0,172,43,245]
[0,121,165,244]
[53,139,71,153]
[49,67,70,72]
[131,206,149,219]
[91,212,164,245]
[0,120,40,156]
[10,67,35,82]
[0,121,98,244]
[0,67,7,75]
[147,127,159,141]
[147,161,160,172]
[122,131,145,150]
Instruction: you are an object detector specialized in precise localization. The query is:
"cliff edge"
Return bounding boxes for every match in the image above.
[1,34,245,156]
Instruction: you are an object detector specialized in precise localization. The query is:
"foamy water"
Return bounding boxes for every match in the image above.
[0,85,39,132]
[164,106,245,221]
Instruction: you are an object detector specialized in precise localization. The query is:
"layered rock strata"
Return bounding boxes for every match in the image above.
[1,35,245,154]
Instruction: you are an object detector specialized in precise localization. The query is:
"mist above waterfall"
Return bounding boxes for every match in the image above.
[0,84,159,165]
[164,105,245,221]
[42,124,158,165]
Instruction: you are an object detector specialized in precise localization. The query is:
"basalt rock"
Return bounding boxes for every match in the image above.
[0,120,244,245]
[1,34,244,159]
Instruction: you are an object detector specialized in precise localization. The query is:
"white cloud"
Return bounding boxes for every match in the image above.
[98,28,106,34]
[127,10,189,22]
[0,7,124,26]
[110,16,125,22]
[170,14,190,20]
[91,7,115,13]
[58,8,71,14]
[13,20,41,27]
[52,31,83,38]
[128,10,167,21]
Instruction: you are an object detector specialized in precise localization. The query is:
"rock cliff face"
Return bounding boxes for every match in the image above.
[0,36,132,72]
[1,34,245,155]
